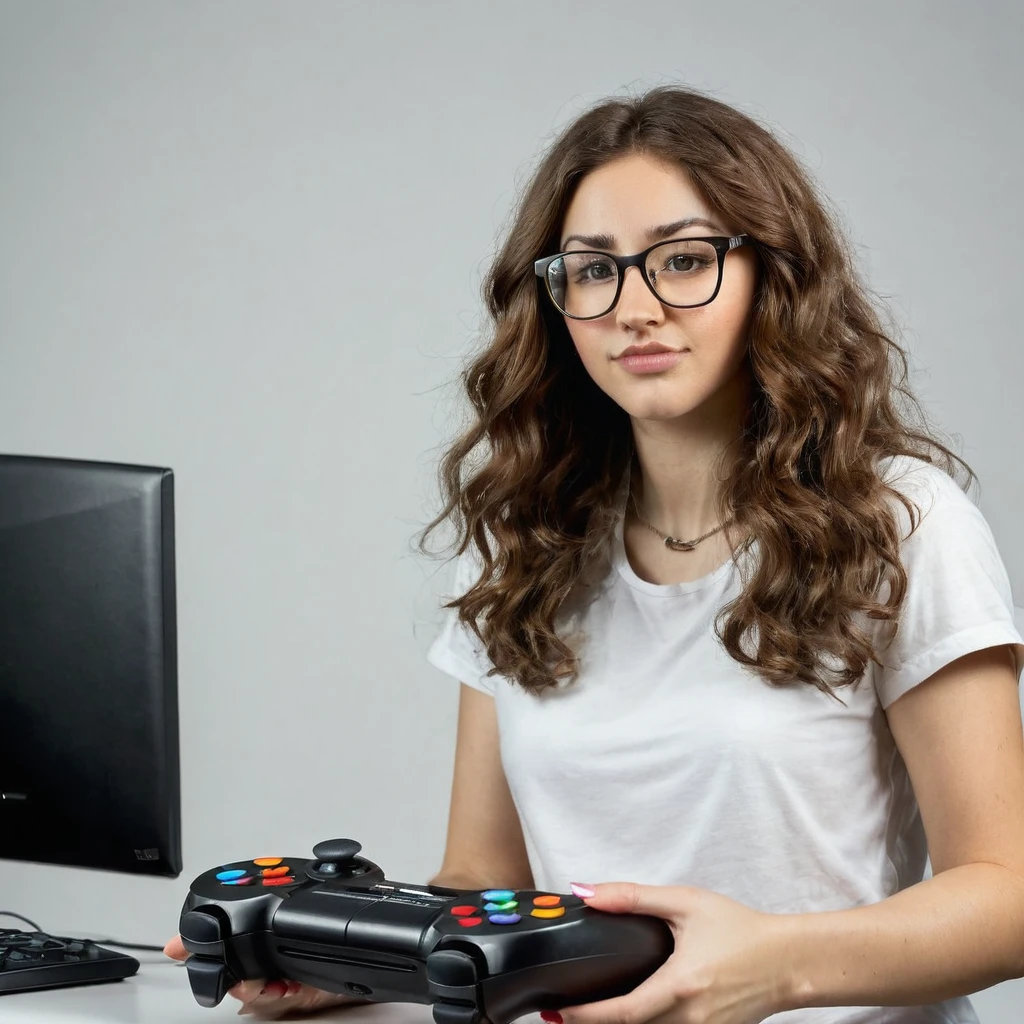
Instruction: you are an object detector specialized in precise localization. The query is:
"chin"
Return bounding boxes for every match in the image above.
[604,382,706,419]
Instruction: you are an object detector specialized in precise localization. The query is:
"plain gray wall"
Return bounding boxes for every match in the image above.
[1,1,1022,1020]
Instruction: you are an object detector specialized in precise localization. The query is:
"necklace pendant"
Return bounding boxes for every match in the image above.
[664,536,697,552]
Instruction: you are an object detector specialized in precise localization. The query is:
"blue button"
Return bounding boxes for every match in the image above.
[481,889,516,902]
[216,869,247,881]
[488,913,521,925]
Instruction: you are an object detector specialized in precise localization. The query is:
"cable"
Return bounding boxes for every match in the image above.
[0,910,165,951]
[0,911,42,932]
[83,939,167,952]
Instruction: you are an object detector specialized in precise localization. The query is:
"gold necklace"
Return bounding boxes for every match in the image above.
[628,489,735,552]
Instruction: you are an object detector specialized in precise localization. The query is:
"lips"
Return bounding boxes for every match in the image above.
[616,343,681,359]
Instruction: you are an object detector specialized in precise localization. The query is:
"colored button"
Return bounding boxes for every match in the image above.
[450,905,480,917]
[262,876,295,887]
[253,858,282,867]
[457,917,483,928]
[261,865,290,877]
[488,913,521,925]
[483,900,518,912]
[216,869,247,881]
[531,907,566,919]
[481,889,516,902]
[533,895,562,907]
[222,876,253,886]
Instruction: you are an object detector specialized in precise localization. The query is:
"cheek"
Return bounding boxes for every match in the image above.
[567,325,607,370]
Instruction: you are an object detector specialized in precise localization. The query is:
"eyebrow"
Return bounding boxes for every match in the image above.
[560,216,726,250]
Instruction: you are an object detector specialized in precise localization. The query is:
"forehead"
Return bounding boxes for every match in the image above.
[562,153,712,234]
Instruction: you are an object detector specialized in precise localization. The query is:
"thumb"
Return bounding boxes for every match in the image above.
[163,934,189,961]
[570,881,690,917]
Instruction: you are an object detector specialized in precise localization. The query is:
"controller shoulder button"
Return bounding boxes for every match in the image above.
[426,949,479,988]
[180,910,224,946]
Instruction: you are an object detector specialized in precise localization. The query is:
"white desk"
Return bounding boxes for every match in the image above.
[1,950,510,1024]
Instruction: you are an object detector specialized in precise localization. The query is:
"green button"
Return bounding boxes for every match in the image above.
[483,900,518,912]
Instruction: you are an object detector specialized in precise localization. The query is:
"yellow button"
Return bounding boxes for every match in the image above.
[533,895,562,907]
[531,907,565,919]
[254,857,282,867]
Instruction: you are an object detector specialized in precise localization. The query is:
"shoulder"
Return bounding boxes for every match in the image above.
[877,453,982,542]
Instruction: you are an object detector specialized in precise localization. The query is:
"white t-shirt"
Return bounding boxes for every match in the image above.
[426,455,1024,1024]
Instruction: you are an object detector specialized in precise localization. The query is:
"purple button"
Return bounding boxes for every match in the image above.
[488,913,521,925]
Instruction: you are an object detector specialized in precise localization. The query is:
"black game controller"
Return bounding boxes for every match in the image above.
[178,838,673,1023]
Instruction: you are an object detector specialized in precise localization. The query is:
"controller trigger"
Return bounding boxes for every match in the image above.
[432,1002,485,1024]
[185,957,238,1008]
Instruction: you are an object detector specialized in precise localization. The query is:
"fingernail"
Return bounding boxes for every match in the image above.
[570,882,595,898]
[540,1013,564,1023]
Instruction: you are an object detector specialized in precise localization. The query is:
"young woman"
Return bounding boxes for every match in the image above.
[168,86,1024,1022]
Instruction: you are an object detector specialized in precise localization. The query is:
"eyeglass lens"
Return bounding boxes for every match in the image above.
[546,239,721,318]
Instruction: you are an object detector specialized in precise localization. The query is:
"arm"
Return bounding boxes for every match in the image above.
[429,683,534,892]
[778,643,1024,1009]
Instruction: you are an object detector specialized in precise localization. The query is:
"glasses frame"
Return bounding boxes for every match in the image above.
[533,233,755,320]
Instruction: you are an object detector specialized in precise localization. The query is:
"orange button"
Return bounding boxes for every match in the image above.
[533,895,562,907]
[262,876,295,887]
[457,917,483,927]
[254,858,282,867]
[261,865,290,877]
[531,907,565,919]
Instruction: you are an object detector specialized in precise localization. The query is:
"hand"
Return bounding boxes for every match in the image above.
[163,935,368,1019]
[552,883,792,1024]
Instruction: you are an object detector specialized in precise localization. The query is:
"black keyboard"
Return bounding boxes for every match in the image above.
[0,927,139,994]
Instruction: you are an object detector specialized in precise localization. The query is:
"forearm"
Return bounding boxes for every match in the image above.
[428,866,534,891]
[776,863,1024,1011]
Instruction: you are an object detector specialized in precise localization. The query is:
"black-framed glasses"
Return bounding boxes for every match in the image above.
[533,234,754,320]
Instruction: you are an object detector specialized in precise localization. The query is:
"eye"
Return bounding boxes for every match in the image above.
[662,254,713,274]
[575,259,615,284]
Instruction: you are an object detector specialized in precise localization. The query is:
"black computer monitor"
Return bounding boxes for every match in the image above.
[0,454,181,877]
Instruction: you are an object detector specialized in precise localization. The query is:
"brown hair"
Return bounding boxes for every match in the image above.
[415,85,973,699]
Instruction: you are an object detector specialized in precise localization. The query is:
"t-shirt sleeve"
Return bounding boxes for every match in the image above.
[425,543,500,695]
[874,459,1024,709]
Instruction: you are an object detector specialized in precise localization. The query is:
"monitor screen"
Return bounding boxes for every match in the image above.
[0,454,181,876]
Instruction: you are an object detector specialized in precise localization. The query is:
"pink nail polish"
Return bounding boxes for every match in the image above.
[570,882,595,898]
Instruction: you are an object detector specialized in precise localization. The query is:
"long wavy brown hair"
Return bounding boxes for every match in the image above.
[415,85,973,699]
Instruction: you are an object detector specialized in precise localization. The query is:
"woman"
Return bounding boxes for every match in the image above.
[168,86,1024,1022]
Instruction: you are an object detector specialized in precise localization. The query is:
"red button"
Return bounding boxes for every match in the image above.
[450,905,480,917]
[262,876,295,887]
[457,917,483,927]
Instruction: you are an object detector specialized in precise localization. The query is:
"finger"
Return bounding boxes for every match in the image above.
[162,934,189,961]
[228,978,271,1003]
[243,984,345,1021]
[560,966,679,1024]
[572,880,693,918]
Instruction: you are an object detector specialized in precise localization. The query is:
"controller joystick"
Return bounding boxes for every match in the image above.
[179,837,673,1023]
[307,837,381,882]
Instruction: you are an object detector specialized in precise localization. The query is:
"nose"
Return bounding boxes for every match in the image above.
[614,265,665,328]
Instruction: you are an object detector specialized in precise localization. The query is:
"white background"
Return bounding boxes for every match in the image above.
[1,2,1022,1019]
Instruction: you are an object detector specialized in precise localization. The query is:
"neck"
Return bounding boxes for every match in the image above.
[627,373,748,540]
